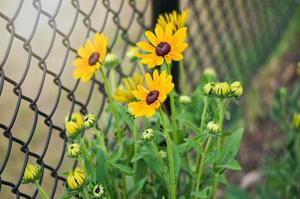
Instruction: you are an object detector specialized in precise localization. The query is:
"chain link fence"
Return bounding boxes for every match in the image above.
[0,0,298,198]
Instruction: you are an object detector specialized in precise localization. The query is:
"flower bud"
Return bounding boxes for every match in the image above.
[203,82,215,96]
[65,113,84,139]
[179,95,191,104]
[103,53,121,69]
[203,67,216,79]
[142,128,154,141]
[230,81,243,97]
[293,113,300,129]
[207,121,220,133]
[67,168,85,190]
[22,164,41,183]
[67,143,81,158]
[83,114,96,129]
[214,82,230,97]
[126,47,139,62]
[159,150,167,159]
[93,184,105,198]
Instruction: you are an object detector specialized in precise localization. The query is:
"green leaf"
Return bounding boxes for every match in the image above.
[171,142,181,179]
[217,159,241,171]
[191,186,212,198]
[96,147,110,186]
[127,179,146,199]
[80,139,96,179]
[109,161,133,175]
[131,152,153,162]
[220,128,244,162]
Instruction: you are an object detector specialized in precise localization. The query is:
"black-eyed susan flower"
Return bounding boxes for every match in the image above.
[136,23,188,68]
[65,113,84,138]
[83,114,96,129]
[103,53,120,69]
[230,81,243,97]
[293,113,300,129]
[22,164,41,183]
[142,128,154,141]
[67,168,86,190]
[73,33,107,82]
[203,82,215,96]
[92,184,105,198]
[207,121,220,133]
[128,70,174,117]
[113,73,143,103]
[157,10,189,32]
[67,143,81,158]
[179,95,191,104]
[214,82,230,97]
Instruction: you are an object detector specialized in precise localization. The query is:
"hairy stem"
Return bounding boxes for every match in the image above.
[34,180,49,199]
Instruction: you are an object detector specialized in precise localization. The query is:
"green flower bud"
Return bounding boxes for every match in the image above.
[230,81,243,97]
[203,82,215,96]
[214,82,230,97]
[179,95,191,104]
[93,184,105,198]
[67,168,85,190]
[207,121,220,133]
[126,47,139,62]
[293,113,300,129]
[203,67,216,78]
[65,113,84,139]
[67,143,81,158]
[83,114,96,129]
[142,128,154,141]
[22,164,41,183]
[103,53,121,69]
[159,150,167,159]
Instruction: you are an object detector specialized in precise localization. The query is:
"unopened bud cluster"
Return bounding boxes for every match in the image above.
[142,128,154,141]
[207,121,220,133]
[203,81,243,98]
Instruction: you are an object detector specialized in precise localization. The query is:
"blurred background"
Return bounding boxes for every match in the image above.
[0,0,299,198]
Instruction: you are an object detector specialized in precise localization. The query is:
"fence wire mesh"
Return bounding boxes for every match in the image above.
[0,0,298,198]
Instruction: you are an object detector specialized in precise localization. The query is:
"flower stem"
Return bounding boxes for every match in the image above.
[82,188,91,199]
[34,180,49,199]
[133,119,139,183]
[179,61,185,94]
[191,96,209,194]
[166,63,178,144]
[149,141,168,183]
[99,67,121,140]
[93,127,108,154]
[194,136,212,198]
[212,99,224,199]
[159,109,176,199]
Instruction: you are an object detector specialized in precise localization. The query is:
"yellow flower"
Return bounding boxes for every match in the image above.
[67,143,81,158]
[114,73,143,103]
[230,81,243,97]
[67,168,85,190]
[214,82,230,97]
[22,164,41,183]
[65,113,84,138]
[157,10,189,32]
[73,33,107,82]
[136,23,188,68]
[128,70,174,117]
[203,82,215,96]
[293,113,300,129]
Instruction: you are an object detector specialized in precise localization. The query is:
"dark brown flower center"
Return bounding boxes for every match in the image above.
[155,42,171,56]
[88,52,100,65]
[95,187,100,193]
[146,90,159,105]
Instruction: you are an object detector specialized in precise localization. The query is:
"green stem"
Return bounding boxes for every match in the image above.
[194,136,212,198]
[149,141,168,183]
[166,63,178,144]
[100,67,121,140]
[93,127,108,154]
[179,61,185,94]
[212,99,224,199]
[82,188,91,199]
[34,180,49,199]
[159,109,176,199]
[122,175,127,199]
[133,119,139,183]
[191,96,209,194]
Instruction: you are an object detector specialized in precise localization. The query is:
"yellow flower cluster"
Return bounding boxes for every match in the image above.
[157,10,189,32]
[204,81,243,98]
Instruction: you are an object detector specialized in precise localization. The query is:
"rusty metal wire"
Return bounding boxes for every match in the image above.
[0,0,298,198]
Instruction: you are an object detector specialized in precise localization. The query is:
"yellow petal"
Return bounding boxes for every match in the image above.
[171,27,187,46]
[132,85,148,100]
[145,72,154,90]
[136,41,155,52]
[154,24,164,41]
[164,23,173,42]
[169,51,183,61]
[145,31,159,46]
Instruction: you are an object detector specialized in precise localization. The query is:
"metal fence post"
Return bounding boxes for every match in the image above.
[152,0,180,92]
